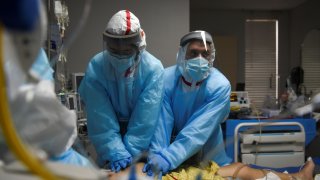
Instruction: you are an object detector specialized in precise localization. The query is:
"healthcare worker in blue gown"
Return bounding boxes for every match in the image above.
[79,10,164,172]
[32,48,93,167]
[143,30,232,176]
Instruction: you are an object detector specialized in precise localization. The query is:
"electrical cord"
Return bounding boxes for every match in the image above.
[250,100,262,165]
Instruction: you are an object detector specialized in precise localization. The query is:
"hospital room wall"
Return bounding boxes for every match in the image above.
[66,0,190,73]
[190,0,320,93]
[190,9,290,92]
[289,0,320,68]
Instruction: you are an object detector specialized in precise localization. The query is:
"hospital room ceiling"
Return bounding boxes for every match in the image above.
[191,0,309,10]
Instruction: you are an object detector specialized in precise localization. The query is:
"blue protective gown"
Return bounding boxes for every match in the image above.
[50,148,93,167]
[79,50,164,164]
[150,65,232,170]
[32,48,92,167]
[31,48,54,81]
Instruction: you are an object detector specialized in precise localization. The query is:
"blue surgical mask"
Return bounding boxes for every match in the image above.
[107,51,136,72]
[185,57,210,81]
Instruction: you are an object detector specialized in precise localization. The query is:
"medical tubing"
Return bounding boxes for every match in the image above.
[0,25,61,180]
[251,101,262,165]
[49,0,92,69]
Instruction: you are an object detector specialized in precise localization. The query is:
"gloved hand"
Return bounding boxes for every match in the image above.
[110,156,132,172]
[142,153,170,177]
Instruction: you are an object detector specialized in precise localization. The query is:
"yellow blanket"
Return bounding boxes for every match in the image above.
[162,161,224,180]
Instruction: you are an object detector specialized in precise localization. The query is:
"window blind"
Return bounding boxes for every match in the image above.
[245,20,278,109]
[302,29,320,95]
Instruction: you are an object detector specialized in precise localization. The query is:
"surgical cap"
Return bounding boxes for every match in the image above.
[104,10,146,50]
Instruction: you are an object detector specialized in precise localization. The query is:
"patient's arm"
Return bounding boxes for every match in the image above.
[217,159,314,180]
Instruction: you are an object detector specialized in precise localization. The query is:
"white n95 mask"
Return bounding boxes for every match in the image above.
[10,80,77,157]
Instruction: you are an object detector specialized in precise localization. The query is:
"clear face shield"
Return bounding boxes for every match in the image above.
[180,31,215,64]
[177,31,216,85]
[103,31,141,59]
[102,31,143,73]
[177,31,216,69]
[185,42,215,63]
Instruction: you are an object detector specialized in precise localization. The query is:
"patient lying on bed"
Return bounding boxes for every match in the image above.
[107,157,315,180]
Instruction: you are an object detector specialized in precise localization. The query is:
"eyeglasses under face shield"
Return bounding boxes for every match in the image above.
[103,31,141,57]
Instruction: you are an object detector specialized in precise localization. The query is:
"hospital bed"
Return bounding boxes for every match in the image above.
[225,118,316,171]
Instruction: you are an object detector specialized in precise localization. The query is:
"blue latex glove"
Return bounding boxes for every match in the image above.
[142,153,170,177]
[110,157,132,172]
